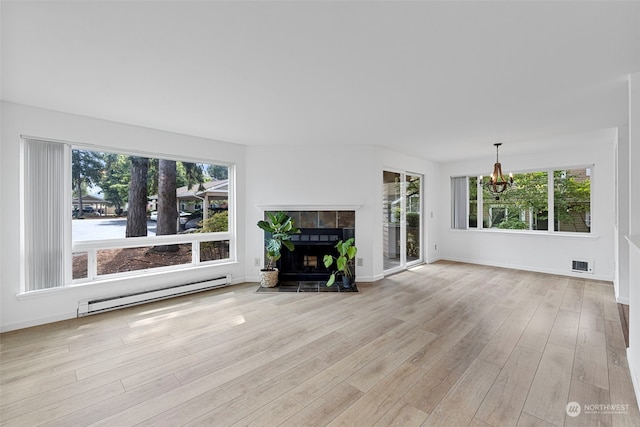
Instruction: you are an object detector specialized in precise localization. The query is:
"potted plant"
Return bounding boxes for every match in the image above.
[323,237,357,288]
[257,211,300,287]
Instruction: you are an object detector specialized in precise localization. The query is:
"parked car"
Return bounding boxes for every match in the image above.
[150,210,189,222]
[180,208,226,230]
[73,206,99,217]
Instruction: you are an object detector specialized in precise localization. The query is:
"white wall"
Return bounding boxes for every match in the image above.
[1,102,440,331]
[615,126,630,304]
[244,145,438,282]
[0,102,247,332]
[627,72,640,408]
[440,130,616,281]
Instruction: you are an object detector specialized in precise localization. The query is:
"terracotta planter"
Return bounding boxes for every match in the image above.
[260,268,279,287]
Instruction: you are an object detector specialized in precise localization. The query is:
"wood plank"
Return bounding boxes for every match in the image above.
[523,343,575,426]
[477,296,542,367]
[327,362,426,426]
[1,380,125,426]
[423,358,501,426]
[564,379,611,427]
[580,282,606,332]
[346,329,437,392]
[178,357,327,426]
[468,418,493,427]
[605,319,629,376]
[547,309,580,350]
[617,303,630,348]
[560,279,585,313]
[220,330,343,399]
[408,317,476,371]
[572,327,609,390]
[516,411,558,427]
[278,381,363,427]
[476,346,542,427]
[39,375,181,427]
[517,304,559,353]
[608,364,640,427]
[403,305,511,414]
[372,401,428,427]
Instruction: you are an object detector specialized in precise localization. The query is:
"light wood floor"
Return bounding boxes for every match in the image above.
[1,261,639,426]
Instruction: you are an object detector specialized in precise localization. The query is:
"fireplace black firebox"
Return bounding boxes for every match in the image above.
[277,228,344,282]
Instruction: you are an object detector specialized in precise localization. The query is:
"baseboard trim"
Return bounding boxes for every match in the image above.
[0,312,77,333]
[617,296,631,305]
[441,256,614,282]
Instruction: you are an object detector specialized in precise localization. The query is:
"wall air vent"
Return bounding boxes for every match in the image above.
[571,260,593,274]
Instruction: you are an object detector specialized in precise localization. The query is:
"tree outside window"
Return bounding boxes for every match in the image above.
[456,167,591,233]
[554,168,591,232]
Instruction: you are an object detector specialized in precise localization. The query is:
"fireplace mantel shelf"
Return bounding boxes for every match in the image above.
[256,204,362,211]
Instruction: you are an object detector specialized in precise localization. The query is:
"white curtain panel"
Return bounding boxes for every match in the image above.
[451,176,468,230]
[22,138,69,290]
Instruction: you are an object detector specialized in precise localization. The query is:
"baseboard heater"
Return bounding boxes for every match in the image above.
[77,275,231,316]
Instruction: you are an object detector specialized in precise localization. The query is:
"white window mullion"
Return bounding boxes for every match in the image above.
[399,174,407,267]
[87,249,97,281]
[63,144,72,286]
[477,176,483,230]
[193,240,200,265]
[548,171,555,232]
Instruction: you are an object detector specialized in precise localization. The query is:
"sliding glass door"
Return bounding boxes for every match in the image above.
[383,170,422,273]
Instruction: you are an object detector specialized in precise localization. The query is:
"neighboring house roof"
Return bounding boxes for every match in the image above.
[72,194,111,205]
[149,180,229,202]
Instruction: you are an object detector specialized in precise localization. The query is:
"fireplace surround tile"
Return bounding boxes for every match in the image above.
[319,211,337,228]
[299,211,319,228]
[338,211,355,228]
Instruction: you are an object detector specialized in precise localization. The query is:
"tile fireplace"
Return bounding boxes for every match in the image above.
[263,210,355,283]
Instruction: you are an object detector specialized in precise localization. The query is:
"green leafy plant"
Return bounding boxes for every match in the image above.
[257,211,300,270]
[497,215,528,230]
[198,211,229,260]
[323,238,358,287]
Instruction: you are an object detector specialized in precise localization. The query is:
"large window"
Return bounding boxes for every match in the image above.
[452,167,591,233]
[22,138,235,291]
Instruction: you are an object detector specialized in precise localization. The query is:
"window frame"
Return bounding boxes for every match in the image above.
[451,164,593,235]
[21,136,237,291]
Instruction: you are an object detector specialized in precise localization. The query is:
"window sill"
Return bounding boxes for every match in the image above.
[448,228,599,240]
[17,260,239,300]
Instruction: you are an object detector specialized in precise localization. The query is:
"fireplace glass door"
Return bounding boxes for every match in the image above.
[383,171,422,273]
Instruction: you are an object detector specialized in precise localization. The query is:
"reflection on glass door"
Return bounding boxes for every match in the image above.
[406,174,421,265]
[383,170,422,273]
[383,171,402,271]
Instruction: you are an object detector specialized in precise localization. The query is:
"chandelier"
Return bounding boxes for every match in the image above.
[484,143,513,195]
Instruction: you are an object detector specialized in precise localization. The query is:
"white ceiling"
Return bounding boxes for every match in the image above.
[2,1,639,162]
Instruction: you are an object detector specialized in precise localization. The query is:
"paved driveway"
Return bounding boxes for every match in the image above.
[72,218,157,241]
